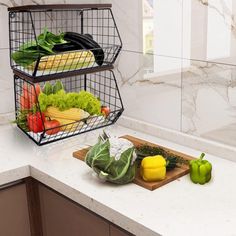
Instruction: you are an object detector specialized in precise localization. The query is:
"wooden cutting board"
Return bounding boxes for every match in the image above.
[73,135,195,191]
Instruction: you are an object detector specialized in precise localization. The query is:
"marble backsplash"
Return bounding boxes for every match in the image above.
[112,0,236,148]
[114,51,182,131]
[115,50,236,148]
[182,60,236,146]
[188,0,236,64]
[1,0,236,149]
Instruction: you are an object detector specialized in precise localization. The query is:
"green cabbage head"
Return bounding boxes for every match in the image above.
[85,136,136,184]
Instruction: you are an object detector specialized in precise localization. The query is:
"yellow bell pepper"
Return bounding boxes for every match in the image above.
[140,155,166,181]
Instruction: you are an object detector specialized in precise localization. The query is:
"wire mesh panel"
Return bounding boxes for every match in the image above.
[9,5,122,80]
[14,70,124,145]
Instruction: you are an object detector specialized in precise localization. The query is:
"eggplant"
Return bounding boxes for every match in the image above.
[64,32,104,66]
[84,33,93,40]
[53,42,84,52]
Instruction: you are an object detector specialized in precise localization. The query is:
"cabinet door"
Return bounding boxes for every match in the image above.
[110,225,133,236]
[0,183,31,236]
[39,184,110,236]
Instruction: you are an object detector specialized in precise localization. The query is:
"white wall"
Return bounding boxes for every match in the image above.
[1,0,236,147]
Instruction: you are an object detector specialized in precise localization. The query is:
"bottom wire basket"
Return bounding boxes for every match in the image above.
[14,71,124,145]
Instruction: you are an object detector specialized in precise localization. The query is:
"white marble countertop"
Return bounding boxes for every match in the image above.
[0,123,236,236]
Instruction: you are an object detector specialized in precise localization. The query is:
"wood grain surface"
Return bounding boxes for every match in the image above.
[25,177,43,236]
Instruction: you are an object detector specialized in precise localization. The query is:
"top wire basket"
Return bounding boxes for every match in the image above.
[8,4,122,82]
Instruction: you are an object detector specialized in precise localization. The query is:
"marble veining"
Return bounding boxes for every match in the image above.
[193,0,236,64]
[0,0,236,148]
[115,52,144,87]
[0,2,9,7]
[102,0,142,52]
[0,1,18,7]
[115,51,181,88]
[198,0,236,38]
[114,51,182,131]
[182,61,236,137]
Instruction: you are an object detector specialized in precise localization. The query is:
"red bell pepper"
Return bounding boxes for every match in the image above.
[27,112,45,133]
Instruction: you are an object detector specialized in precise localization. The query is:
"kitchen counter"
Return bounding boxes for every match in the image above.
[0,123,236,236]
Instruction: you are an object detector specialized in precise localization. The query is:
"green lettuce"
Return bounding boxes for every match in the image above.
[38,89,101,115]
[85,135,136,185]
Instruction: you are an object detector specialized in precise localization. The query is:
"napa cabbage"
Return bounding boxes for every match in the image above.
[85,133,137,184]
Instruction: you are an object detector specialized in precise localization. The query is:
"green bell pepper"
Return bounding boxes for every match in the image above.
[189,153,212,184]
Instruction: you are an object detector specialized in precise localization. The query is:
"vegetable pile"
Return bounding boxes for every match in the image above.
[84,134,213,186]
[16,80,109,136]
[12,28,104,70]
[39,88,101,115]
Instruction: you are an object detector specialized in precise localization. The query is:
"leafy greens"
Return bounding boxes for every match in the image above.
[85,134,137,184]
[38,89,101,115]
[12,28,67,67]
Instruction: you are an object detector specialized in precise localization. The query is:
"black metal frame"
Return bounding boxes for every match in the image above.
[9,4,123,145]
[8,5,122,80]
[14,71,124,146]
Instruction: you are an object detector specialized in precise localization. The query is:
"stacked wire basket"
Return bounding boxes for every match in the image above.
[8,4,123,145]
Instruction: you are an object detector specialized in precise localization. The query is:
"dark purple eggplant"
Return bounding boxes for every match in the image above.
[53,42,84,52]
[84,33,93,40]
[64,32,104,66]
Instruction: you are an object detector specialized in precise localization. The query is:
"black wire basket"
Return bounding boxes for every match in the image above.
[8,4,122,81]
[14,70,124,145]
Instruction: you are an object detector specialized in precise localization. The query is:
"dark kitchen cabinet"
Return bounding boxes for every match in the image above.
[0,178,133,236]
[110,225,133,236]
[38,184,110,236]
[0,182,31,236]
[38,183,133,236]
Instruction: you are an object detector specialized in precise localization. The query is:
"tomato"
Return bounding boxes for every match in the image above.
[44,119,60,135]
[27,112,45,133]
[101,106,110,117]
